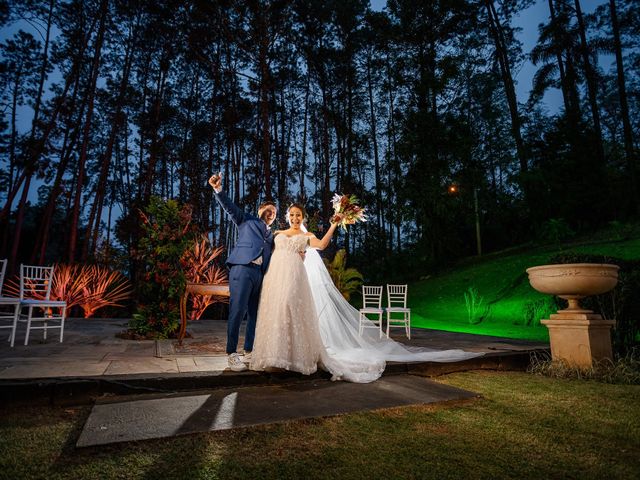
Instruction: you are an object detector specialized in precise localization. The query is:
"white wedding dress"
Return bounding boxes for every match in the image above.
[251,234,329,375]
[303,245,483,382]
[251,233,482,383]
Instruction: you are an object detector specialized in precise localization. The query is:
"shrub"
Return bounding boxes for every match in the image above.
[521,297,555,327]
[607,220,635,240]
[464,286,486,324]
[323,249,364,301]
[128,197,195,338]
[77,265,132,317]
[528,349,640,384]
[539,218,575,243]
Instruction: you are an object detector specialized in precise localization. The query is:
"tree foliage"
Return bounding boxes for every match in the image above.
[0,0,637,283]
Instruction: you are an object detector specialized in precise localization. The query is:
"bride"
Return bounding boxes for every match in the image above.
[250,203,346,376]
[251,204,482,383]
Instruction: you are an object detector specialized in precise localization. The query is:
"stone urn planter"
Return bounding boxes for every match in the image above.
[526,263,619,368]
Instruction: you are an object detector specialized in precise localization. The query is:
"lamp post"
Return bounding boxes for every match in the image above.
[473,187,482,256]
[449,183,482,256]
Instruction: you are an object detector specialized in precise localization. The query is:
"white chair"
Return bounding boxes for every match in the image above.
[18,264,67,345]
[386,284,411,339]
[358,285,383,338]
[0,259,21,347]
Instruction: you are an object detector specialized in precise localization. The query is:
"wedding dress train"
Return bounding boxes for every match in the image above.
[303,247,483,383]
[251,232,482,383]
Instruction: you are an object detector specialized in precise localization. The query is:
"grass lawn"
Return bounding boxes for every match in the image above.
[1,371,639,479]
[410,236,640,342]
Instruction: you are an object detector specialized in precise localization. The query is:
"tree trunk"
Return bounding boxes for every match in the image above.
[485,0,527,175]
[29,0,55,139]
[32,60,87,264]
[609,0,638,208]
[142,59,169,206]
[82,22,135,260]
[321,87,331,218]
[7,65,22,201]
[366,51,383,234]
[386,52,397,252]
[346,59,354,187]
[547,0,582,131]
[300,74,310,201]
[257,3,272,201]
[68,0,109,263]
[2,63,21,261]
[0,6,97,226]
[547,0,574,122]
[574,0,606,167]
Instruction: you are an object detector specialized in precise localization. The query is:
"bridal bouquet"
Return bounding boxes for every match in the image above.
[331,193,367,230]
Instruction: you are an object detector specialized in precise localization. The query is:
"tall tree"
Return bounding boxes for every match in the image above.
[0,31,40,268]
[67,0,109,263]
[82,3,140,259]
[608,0,638,207]
[573,0,606,168]
[484,0,529,177]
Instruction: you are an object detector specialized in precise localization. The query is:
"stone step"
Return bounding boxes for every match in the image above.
[76,374,480,447]
[0,349,541,407]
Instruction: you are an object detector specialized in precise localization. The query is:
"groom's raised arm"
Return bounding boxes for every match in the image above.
[209,174,246,226]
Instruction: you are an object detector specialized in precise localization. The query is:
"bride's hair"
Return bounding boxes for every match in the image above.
[286,202,307,225]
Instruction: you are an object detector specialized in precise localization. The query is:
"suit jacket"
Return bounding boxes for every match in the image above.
[214,190,274,271]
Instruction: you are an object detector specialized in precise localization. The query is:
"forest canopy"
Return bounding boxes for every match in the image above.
[0,0,638,280]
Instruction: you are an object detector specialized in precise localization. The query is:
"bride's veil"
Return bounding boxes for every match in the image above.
[300,225,481,383]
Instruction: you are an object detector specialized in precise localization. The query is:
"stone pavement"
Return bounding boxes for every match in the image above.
[76,374,479,447]
[0,317,549,406]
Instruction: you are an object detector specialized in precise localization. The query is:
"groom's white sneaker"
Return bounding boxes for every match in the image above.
[242,351,252,363]
[227,353,248,372]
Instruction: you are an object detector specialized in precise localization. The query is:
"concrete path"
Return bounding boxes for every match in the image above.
[0,318,548,407]
[76,374,479,447]
[0,318,548,380]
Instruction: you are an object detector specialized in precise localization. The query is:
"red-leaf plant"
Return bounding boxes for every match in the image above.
[4,264,132,317]
[181,235,229,320]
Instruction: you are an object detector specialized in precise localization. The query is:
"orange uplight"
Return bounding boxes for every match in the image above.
[448,185,458,193]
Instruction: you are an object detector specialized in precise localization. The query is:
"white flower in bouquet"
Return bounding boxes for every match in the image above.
[331,194,367,229]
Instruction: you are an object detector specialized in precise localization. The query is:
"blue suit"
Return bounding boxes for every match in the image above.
[214,191,274,354]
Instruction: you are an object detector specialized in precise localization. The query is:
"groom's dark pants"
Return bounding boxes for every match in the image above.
[227,263,263,355]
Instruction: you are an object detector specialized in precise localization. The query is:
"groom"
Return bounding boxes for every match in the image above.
[209,173,277,372]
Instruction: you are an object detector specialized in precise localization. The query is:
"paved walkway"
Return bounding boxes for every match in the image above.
[76,374,479,447]
[1,319,550,445]
[0,318,548,380]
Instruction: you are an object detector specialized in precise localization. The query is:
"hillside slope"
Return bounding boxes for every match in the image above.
[410,236,640,341]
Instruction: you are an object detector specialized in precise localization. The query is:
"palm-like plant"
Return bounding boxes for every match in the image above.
[4,264,132,317]
[528,0,587,121]
[46,264,87,310]
[181,235,229,320]
[78,266,133,318]
[323,249,364,301]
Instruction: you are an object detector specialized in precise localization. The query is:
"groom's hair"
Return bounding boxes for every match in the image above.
[258,201,277,219]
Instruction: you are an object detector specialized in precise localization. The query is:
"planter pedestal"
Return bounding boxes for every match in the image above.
[527,263,619,368]
[541,311,615,368]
